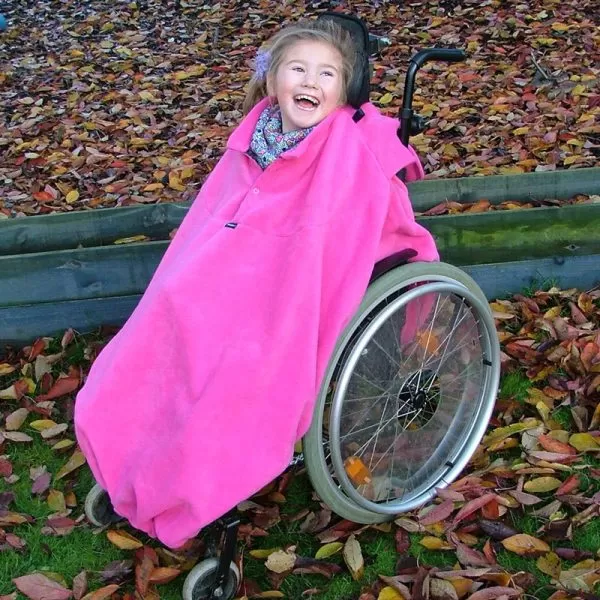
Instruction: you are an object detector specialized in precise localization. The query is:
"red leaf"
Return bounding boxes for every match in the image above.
[13,574,73,600]
[419,499,455,525]
[35,376,80,402]
[395,528,410,554]
[135,546,158,596]
[556,474,580,496]
[452,493,497,526]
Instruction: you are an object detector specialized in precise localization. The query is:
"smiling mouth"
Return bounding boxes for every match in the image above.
[294,94,320,111]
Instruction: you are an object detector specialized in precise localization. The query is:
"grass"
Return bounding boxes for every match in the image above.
[499,369,532,403]
[1,349,598,599]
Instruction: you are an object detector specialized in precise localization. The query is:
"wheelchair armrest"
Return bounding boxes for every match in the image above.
[369,249,419,283]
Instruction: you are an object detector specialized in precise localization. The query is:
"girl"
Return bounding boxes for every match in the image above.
[75,16,438,549]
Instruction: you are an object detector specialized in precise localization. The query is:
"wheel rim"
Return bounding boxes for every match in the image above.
[329,281,496,514]
[189,563,238,600]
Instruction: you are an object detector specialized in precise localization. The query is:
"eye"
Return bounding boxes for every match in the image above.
[292,66,304,72]
[322,70,334,77]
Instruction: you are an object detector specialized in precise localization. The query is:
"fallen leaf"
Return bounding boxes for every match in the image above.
[13,574,73,600]
[107,530,144,550]
[536,551,561,579]
[315,542,343,560]
[501,533,551,556]
[55,449,86,480]
[343,534,364,581]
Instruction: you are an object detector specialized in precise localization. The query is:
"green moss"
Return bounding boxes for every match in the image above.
[499,370,532,403]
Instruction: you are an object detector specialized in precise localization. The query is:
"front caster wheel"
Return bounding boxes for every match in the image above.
[182,558,240,600]
[84,483,124,527]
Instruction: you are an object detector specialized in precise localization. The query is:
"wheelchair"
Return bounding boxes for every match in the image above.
[84,14,500,600]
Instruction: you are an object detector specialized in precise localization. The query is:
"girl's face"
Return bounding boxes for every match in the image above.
[268,40,345,133]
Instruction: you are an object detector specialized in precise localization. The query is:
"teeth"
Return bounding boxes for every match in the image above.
[295,95,319,106]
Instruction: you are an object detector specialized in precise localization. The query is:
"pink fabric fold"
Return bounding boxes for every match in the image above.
[75,100,438,548]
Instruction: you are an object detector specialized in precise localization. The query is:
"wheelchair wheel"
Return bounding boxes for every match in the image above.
[303,262,500,523]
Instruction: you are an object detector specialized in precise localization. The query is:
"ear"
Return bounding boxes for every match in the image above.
[266,71,275,98]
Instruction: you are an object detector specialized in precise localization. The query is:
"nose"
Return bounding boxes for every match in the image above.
[303,70,317,88]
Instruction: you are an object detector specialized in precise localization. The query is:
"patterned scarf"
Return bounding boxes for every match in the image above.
[249,104,315,169]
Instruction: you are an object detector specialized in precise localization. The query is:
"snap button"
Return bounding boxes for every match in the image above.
[252,187,259,194]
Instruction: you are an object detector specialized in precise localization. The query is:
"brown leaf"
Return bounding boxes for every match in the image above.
[13,574,73,600]
[478,519,518,540]
[148,567,181,584]
[343,534,364,581]
[72,571,87,600]
[395,528,410,554]
[135,546,159,596]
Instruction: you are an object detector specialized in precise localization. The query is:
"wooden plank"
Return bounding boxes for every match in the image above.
[0,295,142,346]
[463,254,600,299]
[3,255,600,346]
[408,167,600,211]
[0,243,167,306]
[0,204,182,255]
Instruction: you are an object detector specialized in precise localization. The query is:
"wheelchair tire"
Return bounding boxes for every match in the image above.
[303,261,500,523]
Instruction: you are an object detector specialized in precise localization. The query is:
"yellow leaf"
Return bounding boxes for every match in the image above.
[168,173,186,191]
[249,548,280,559]
[66,190,80,204]
[569,433,600,451]
[449,577,473,598]
[513,126,530,135]
[113,235,150,245]
[48,489,67,512]
[571,85,586,96]
[483,419,541,446]
[107,529,144,550]
[378,587,405,600]
[143,182,164,192]
[419,536,453,550]
[551,23,569,32]
[139,90,155,101]
[174,71,192,80]
[378,93,394,105]
[536,37,557,46]
[0,363,16,376]
[524,477,562,493]
[563,156,578,165]
[55,449,86,480]
[30,419,58,431]
[501,533,551,556]
[537,551,562,579]
[52,439,75,451]
[315,542,344,560]
[442,143,459,158]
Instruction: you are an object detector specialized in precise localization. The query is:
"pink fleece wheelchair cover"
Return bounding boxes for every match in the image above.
[75,99,439,548]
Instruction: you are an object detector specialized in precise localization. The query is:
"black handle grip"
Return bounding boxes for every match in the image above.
[410,48,467,68]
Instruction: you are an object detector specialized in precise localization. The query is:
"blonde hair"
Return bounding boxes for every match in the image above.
[242,19,358,114]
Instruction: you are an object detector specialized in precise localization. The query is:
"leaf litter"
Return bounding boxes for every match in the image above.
[1,1,600,599]
[2,283,600,598]
[0,0,598,218]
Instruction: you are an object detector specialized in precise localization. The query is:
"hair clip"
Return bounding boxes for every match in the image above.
[254,48,271,79]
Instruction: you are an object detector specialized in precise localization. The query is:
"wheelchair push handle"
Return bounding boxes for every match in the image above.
[398,47,467,149]
[409,48,466,68]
